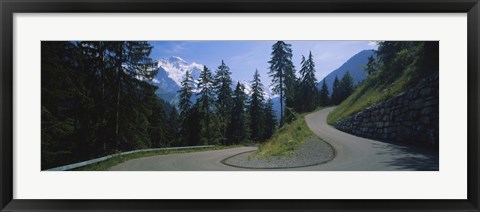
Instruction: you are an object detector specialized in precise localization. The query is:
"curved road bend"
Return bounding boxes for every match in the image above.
[109,107,438,171]
[301,107,438,171]
[108,146,257,171]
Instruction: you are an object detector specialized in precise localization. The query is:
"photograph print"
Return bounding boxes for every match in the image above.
[41,40,439,171]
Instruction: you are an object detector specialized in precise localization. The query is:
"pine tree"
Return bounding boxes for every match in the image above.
[248,70,266,141]
[213,60,233,145]
[120,80,159,151]
[166,107,180,147]
[197,65,218,145]
[178,70,194,118]
[147,88,167,148]
[41,41,160,168]
[185,104,202,146]
[298,51,318,112]
[364,55,377,75]
[228,82,249,145]
[268,41,296,126]
[318,79,330,106]
[340,71,354,101]
[42,41,89,169]
[77,41,117,153]
[107,41,158,151]
[77,41,158,152]
[178,70,195,146]
[331,75,341,105]
[198,66,214,114]
[263,98,277,140]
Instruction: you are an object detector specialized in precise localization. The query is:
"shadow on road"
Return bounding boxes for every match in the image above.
[372,142,439,171]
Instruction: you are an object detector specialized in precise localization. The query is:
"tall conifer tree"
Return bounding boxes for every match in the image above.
[178,70,194,118]
[298,51,318,112]
[340,71,354,102]
[87,41,158,151]
[268,41,296,126]
[214,60,233,145]
[263,98,277,140]
[166,107,180,147]
[248,70,266,141]
[197,66,218,145]
[228,82,250,144]
[147,91,167,148]
[331,75,341,105]
[318,79,330,106]
[178,70,195,146]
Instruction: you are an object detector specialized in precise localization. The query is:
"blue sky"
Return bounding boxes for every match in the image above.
[149,41,378,85]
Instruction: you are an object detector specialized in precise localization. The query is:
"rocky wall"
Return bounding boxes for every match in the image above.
[335,72,439,146]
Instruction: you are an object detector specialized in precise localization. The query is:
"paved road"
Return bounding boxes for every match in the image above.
[108,147,258,171]
[109,107,438,171]
[302,107,438,171]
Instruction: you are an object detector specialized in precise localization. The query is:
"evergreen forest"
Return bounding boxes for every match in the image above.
[41,41,391,170]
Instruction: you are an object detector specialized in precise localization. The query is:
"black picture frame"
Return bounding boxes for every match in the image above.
[1,0,479,211]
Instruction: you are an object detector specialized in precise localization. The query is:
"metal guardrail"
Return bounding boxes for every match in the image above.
[45,145,215,171]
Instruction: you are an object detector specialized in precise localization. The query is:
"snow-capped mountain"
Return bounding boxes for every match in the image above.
[156,56,203,87]
[151,56,203,103]
[152,56,277,110]
[151,56,281,118]
[237,80,280,118]
[237,80,275,100]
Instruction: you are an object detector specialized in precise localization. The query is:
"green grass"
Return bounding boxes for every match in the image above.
[74,145,242,171]
[327,65,418,125]
[253,110,321,159]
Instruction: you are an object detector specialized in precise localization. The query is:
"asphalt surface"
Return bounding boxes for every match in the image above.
[302,107,439,171]
[108,147,258,171]
[109,107,438,171]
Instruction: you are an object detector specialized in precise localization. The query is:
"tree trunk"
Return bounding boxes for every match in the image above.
[100,42,106,152]
[115,76,120,150]
[114,43,123,151]
[280,74,283,127]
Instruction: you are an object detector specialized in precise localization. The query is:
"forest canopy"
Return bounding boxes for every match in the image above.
[42,41,280,169]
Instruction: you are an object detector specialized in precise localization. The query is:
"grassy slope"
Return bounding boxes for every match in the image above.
[327,63,424,125]
[327,41,440,125]
[254,110,321,159]
[74,145,241,171]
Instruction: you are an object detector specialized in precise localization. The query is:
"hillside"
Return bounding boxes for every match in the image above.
[317,49,375,93]
[327,41,439,125]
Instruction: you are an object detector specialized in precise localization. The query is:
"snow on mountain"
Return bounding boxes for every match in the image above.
[150,56,282,118]
[266,84,278,98]
[152,56,278,108]
[237,80,275,100]
[150,56,204,103]
[156,56,203,87]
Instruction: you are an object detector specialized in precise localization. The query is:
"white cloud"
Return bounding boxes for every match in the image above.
[161,43,187,54]
[172,44,186,53]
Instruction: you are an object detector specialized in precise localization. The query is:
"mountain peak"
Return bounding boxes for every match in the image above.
[318,49,375,93]
[167,56,186,63]
[156,57,203,87]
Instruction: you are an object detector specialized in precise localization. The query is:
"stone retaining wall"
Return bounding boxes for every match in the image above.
[335,72,439,146]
